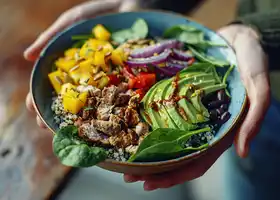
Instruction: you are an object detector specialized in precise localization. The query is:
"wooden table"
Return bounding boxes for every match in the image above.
[0,0,236,199]
[0,1,85,200]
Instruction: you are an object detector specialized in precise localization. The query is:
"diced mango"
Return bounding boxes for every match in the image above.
[93,51,110,72]
[64,48,79,59]
[62,92,88,114]
[97,75,110,89]
[60,83,77,96]
[55,58,77,72]
[93,24,111,41]
[79,59,94,73]
[79,72,97,86]
[79,39,113,59]
[111,48,127,66]
[48,70,64,94]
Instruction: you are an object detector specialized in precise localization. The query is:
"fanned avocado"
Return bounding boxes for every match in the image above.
[140,63,227,131]
[141,80,164,128]
[160,78,197,131]
[151,81,178,129]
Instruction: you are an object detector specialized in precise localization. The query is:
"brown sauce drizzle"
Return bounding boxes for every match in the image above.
[149,73,195,110]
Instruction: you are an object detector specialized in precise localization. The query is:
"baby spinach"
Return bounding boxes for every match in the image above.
[112,18,148,44]
[187,46,229,67]
[53,125,107,167]
[129,127,210,162]
[164,24,226,48]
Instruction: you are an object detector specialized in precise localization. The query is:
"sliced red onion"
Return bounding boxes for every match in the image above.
[172,49,193,61]
[126,49,172,67]
[155,62,185,77]
[169,58,189,67]
[130,40,183,58]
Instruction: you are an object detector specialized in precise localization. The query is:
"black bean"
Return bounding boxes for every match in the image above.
[217,90,226,101]
[216,108,224,115]
[207,100,224,109]
[210,110,218,121]
[220,104,228,112]
[220,112,231,124]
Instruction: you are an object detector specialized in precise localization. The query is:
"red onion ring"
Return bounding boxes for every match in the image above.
[126,49,172,67]
[172,49,193,61]
[130,40,183,58]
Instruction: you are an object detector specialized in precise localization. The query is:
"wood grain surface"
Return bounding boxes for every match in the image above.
[0,1,84,200]
[0,0,236,199]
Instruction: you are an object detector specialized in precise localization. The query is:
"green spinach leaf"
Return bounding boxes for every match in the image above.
[53,125,107,167]
[131,18,148,39]
[112,18,148,44]
[188,46,229,67]
[163,25,198,38]
[129,127,210,162]
[111,29,133,44]
[164,24,226,48]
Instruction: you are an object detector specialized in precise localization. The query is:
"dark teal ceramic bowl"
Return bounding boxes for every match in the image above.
[31,11,247,175]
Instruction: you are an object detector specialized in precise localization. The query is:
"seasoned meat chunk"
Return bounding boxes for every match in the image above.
[102,85,119,105]
[91,119,121,136]
[113,107,126,119]
[74,117,83,127]
[109,129,138,148]
[109,114,127,129]
[128,94,140,108]
[124,107,140,127]
[135,122,149,136]
[117,82,128,93]
[125,145,138,154]
[87,97,97,107]
[96,104,114,121]
[82,109,93,120]
[79,123,109,145]
[115,93,130,106]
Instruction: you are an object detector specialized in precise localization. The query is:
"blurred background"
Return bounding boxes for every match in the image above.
[0,0,236,199]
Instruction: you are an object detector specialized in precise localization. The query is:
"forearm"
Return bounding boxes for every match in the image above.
[236,10,280,71]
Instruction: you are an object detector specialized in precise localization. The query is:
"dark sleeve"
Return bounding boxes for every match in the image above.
[236,10,280,71]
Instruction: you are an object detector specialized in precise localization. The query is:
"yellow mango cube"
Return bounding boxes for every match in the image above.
[62,92,88,114]
[92,24,111,41]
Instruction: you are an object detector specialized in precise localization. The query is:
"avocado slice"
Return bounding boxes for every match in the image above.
[142,79,178,129]
[159,79,197,130]
[160,77,200,130]
[141,80,164,129]
[152,81,178,129]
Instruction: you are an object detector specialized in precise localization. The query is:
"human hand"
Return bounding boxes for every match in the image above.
[218,24,270,158]
[25,0,124,128]
[124,24,270,190]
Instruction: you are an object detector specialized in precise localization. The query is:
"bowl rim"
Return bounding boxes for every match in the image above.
[30,10,248,167]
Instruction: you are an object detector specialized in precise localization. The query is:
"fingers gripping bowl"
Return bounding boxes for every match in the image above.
[31,11,246,175]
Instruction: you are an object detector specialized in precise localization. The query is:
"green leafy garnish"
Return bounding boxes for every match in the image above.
[71,34,94,40]
[222,64,235,97]
[72,40,87,48]
[164,25,226,48]
[112,18,148,44]
[128,127,210,162]
[53,125,107,167]
[83,106,94,111]
[188,46,229,67]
